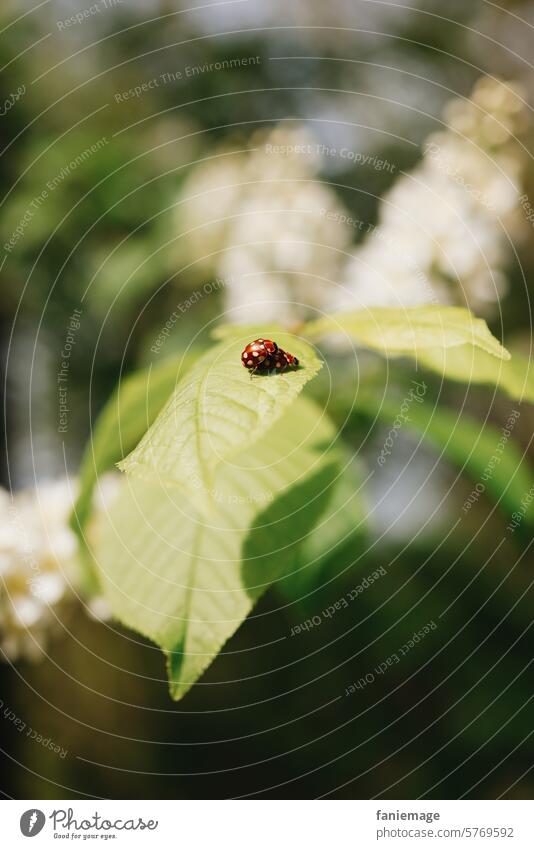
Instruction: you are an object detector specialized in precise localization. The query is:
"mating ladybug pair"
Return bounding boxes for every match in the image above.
[241,338,300,375]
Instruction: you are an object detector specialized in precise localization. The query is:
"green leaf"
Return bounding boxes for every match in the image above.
[73,357,187,531]
[305,306,510,360]
[92,397,340,700]
[415,346,534,404]
[356,391,533,525]
[118,329,322,495]
[278,461,368,600]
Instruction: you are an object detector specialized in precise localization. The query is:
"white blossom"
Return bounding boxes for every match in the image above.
[176,125,355,325]
[176,79,528,326]
[0,474,121,661]
[0,481,79,661]
[341,77,529,314]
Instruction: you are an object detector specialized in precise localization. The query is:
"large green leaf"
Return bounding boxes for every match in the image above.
[92,397,340,700]
[415,346,534,403]
[305,306,509,359]
[118,329,322,495]
[73,357,187,530]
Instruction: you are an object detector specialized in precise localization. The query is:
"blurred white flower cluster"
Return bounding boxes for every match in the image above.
[342,77,529,313]
[177,78,528,325]
[0,481,79,661]
[0,474,120,662]
[177,125,354,325]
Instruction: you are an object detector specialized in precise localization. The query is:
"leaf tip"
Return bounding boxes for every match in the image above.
[501,346,512,362]
[166,648,192,701]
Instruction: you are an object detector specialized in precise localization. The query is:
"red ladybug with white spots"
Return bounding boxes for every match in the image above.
[280,349,299,369]
[242,344,300,375]
[241,338,278,370]
[270,348,299,372]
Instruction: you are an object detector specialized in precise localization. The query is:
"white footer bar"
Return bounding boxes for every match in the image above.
[2,800,533,847]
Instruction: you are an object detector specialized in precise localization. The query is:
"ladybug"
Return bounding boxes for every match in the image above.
[280,349,300,369]
[241,338,278,370]
[263,347,300,373]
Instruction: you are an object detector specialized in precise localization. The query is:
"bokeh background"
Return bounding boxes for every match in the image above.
[1,0,534,799]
